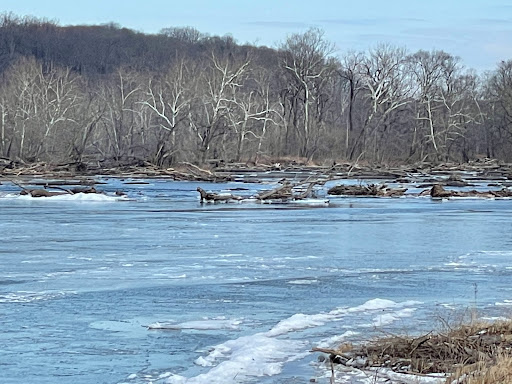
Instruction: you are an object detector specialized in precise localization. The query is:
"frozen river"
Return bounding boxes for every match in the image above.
[1,177,512,384]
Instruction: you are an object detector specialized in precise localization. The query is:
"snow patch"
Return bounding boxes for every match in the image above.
[2,192,126,202]
[287,279,318,285]
[148,318,242,331]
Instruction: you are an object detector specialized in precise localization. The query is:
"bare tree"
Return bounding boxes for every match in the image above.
[408,50,454,159]
[338,51,364,157]
[0,57,45,161]
[226,68,278,162]
[142,59,194,165]
[408,50,480,162]
[33,66,82,160]
[280,28,336,160]
[159,26,205,44]
[482,60,512,160]
[188,52,251,163]
[95,68,146,163]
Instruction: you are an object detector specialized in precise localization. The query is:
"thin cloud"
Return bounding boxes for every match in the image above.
[244,21,310,29]
[489,3,512,11]
[318,17,427,26]
[317,18,379,26]
[400,27,474,43]
[476,17,512,25]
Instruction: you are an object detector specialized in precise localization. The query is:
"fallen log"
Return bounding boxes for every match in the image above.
[11,179,103,197]
[47,185,100,195]
[256,181,293,200]
[68,186,98,194]
[293,180,325,200]
[20,188,69,197]
[196,187,243,203]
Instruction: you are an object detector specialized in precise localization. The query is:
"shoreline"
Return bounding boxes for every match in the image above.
[1,158,512,182]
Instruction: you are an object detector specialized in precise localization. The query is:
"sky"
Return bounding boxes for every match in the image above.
[3,0,512,72]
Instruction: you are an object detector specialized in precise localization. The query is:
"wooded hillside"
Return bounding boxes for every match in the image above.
[1,13,511,169]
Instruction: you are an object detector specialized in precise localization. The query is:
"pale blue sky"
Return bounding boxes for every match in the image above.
[3,0,512,72]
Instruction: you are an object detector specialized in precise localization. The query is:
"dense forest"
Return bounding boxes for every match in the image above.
[1,13,512,169]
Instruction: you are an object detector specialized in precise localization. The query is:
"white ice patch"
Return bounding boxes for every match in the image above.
[482,316,510,321]
[290,198,330,206]
[448,251,512,271]
[371,368,447,384]
[326,361,447,384]
[167,334,305,384]
[0,290,71,303]
[148,317,242,331]
[2,192,126,202]
[445,262,464,267]
[287,279,318,285]
[163,298,421,384]
[373,308,416,327]
[267,313,333,337]
[316,331,359,349]
[346,298,419,312]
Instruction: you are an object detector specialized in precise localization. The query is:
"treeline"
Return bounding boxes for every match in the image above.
[1,13,512,168]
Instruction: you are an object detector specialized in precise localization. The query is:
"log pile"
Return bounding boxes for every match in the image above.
[313,321,512,381]
[328,183,407,197]
[256,179,326,201]
[0,160,231,182]
[430,184,512,198]
[196,179,325,203]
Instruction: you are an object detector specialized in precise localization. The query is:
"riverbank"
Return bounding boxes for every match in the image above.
[313,319,512,383]
[2,158,512,183]
[3,158,512,203]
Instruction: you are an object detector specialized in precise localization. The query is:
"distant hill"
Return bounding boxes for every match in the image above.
[0,13,278,75]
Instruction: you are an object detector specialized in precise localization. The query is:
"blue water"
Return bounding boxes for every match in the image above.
[1,178,512,384]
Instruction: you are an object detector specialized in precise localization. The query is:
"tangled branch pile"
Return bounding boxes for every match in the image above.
[314,321,512,383]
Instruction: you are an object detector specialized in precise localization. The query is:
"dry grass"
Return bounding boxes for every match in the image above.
[450,354,512,383]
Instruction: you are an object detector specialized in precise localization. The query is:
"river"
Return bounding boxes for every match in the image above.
[1,177,512,384]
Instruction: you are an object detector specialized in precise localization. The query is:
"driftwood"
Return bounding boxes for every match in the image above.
[196,187,243,203]
[12,179,105,198]
[1,160,232,182]
[430,184,512,198]
[294,180,324,200]
[11,180,68,197]
[197,179,325,204]
[256,179,325,201]
[257,181,293,200]
[444,173,471,187]
[328,183,407,197]
[67,186,98,194]
[20,188,69,197]
[43,185,99,195]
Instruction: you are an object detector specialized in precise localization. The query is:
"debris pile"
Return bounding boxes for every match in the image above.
[327,183,407,197]
[313,321,512,383]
